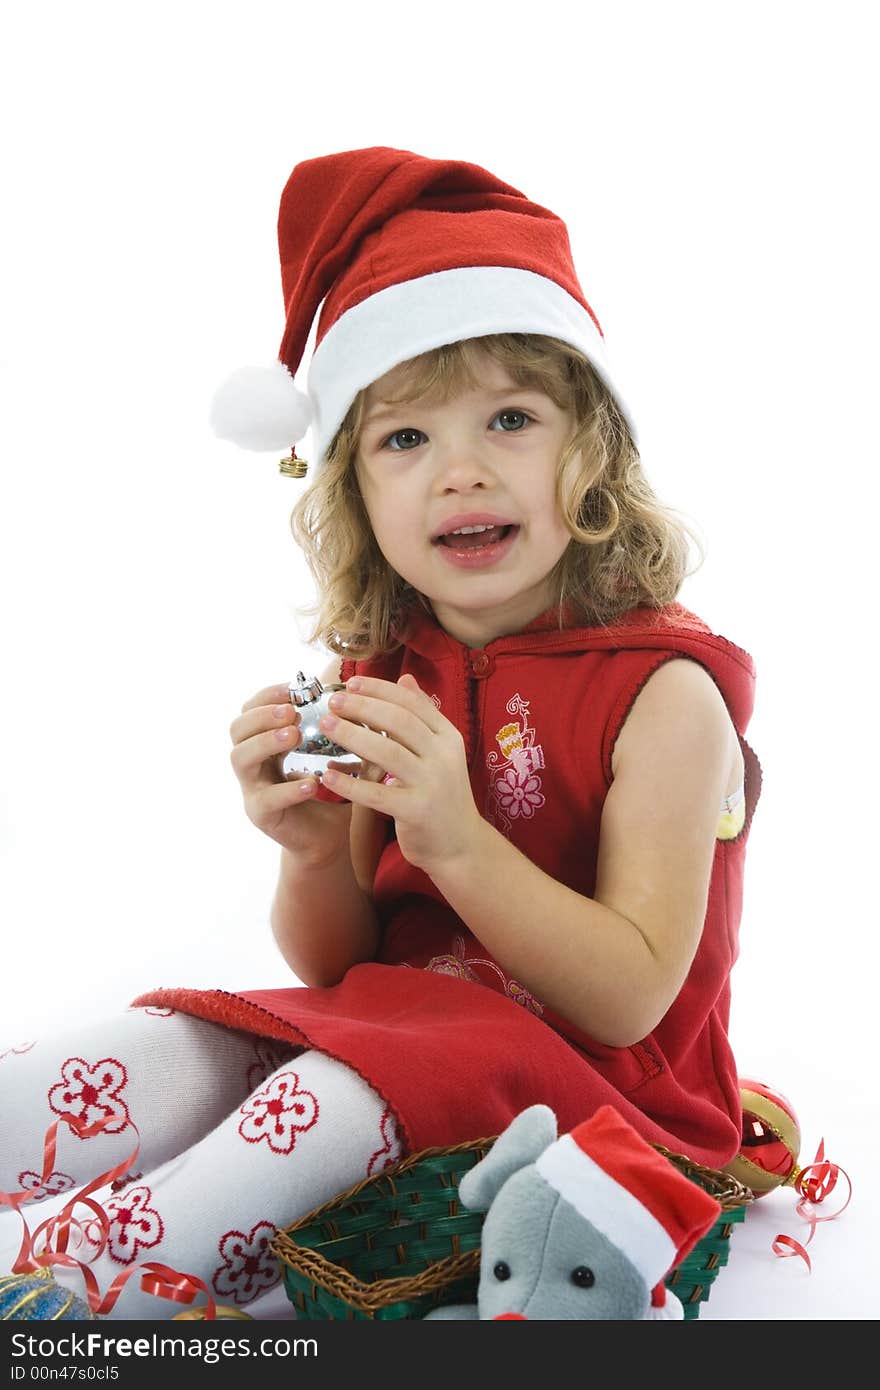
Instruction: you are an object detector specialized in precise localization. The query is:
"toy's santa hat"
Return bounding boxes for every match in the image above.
[209,145,636,470]
[535,1105,721,1320]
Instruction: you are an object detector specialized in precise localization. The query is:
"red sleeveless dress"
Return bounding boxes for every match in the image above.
[133,602,761,1167]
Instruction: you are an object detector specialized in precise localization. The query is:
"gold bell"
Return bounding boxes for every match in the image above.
[279,446,308,479]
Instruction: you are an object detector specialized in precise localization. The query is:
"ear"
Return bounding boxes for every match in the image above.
[458,1105,558,1211]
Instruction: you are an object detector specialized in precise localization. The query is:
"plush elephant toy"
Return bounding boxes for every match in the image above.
[424,1103,721,1320]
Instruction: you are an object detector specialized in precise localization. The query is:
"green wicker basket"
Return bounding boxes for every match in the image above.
[271,1135,754,1321]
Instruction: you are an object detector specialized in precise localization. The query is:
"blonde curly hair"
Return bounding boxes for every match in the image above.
[290,333,703,657]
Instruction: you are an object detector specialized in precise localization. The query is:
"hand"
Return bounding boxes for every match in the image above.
[316,673,483,877]
[229,683,353,867]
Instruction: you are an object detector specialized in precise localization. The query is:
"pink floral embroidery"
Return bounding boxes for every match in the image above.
[494,766,545,819]
[485,694,546,832]
[0,1041,36,1062]
[213,1222,280,1305]
[425,935,544,1017]
[421,953,480,984]
[237,1071,319,1154]
[16,1170,75,1203]
[367,1107,404,1176]
[48,1057,130,1136]
[83,1185,164,1265]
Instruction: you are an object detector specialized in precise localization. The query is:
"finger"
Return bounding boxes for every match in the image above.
[316,715,417,780]
[321,766,402,812]
[229,701,299,747]
[230,722,303,782]
[326,690,434,755]
[250,775,331,816]
[239,683,294,715]
[344,675,444,733]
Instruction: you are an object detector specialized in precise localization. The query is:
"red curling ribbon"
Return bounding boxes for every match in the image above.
[0,1112,216,1319]
[772,1138,852,1272]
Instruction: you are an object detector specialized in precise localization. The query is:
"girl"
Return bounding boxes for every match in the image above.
[0,147,760,1319]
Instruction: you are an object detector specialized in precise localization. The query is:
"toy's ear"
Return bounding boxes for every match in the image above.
[458,1105,558,1211]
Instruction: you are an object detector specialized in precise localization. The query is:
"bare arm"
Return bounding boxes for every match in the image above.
[269,835,382,987]
[430,659,736,1043]
[319,661,737,1043]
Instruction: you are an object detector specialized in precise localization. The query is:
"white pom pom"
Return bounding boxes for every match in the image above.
[209,362,314,452]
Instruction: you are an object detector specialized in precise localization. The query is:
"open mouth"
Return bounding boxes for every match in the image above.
[433,524,518,550]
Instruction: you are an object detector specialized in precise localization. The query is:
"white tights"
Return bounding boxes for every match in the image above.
[0,1007,403,1318]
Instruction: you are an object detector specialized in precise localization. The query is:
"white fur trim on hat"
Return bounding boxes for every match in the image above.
[209,361,314,451]
[535,1134,676,1284]
[307,265,636,463]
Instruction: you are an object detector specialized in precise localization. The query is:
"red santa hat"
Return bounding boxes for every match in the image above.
[209,145,636,467]
[534,1105,721,1319]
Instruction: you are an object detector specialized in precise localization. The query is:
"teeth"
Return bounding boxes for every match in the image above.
[450,524,494,535]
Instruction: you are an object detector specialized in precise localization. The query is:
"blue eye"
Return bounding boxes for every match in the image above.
[384,428,425,451]
[492,410,532,432]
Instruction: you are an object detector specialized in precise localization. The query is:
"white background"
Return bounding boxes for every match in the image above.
[1,1,877,1320]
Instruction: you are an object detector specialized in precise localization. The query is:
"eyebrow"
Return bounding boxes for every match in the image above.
[363,386,548,426]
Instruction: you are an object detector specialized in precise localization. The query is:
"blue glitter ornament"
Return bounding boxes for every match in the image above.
[0,1268,94,1320]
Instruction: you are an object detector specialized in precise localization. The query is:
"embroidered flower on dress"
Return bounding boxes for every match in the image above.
[494,767,545,819]
[237,1071,319,1155]
[422,953,481,983]
[425,934,544,1017]
[213,1222,280,1305]
[48,1057,130,1136]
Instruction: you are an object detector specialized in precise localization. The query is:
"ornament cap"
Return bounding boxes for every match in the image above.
[279,448,308,478]
[288,672,325,707]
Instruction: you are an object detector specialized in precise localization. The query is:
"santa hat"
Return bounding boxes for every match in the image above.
[209,145,636,468]
[534,1105,721,1320]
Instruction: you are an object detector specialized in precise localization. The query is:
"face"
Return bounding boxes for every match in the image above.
[355,354,575,648]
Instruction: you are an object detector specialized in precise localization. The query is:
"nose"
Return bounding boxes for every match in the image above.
[432,437,496,495]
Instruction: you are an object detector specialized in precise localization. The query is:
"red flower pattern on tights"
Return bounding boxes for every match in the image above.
[16,1169,75,1203]
[213,1222,280,1305]
[82,1185,164,1265]
[237,1071,319,1154]
[367,1107,404,1176]
[48,1057,130,1136]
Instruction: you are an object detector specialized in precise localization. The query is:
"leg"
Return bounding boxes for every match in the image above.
[0,1008,297,1207]
[51,1050,404,1319]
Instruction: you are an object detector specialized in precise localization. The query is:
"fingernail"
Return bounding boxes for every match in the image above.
[298,779,314,796]
[319,714,337,732]
[273,704,289,720]
[346,677,362,691]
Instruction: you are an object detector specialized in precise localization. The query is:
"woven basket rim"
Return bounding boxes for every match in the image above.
[269,1132,754,1314]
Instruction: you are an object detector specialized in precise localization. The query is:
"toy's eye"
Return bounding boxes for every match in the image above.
[571,1266,595,1288]
[493,1261,511,1281]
